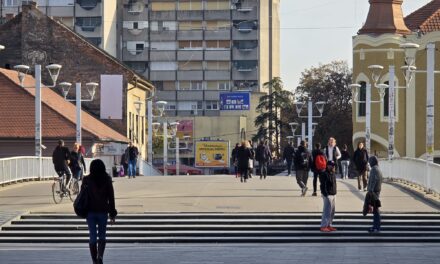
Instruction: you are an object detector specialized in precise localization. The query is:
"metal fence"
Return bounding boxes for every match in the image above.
[381,157,440,196]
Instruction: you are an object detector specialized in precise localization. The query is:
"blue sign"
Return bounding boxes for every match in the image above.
[220,92,250,111]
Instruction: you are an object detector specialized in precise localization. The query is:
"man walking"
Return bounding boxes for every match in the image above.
[294,140,311,196]
[353,142,369,191]
[256,140,272,180]
[311,143,324,196]
[324,137,341,176]
[283,142,295,176]
[125,142,139,179]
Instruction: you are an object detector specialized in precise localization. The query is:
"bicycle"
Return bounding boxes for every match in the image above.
[52,172,80,204]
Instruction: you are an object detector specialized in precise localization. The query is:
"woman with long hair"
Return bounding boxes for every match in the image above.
[82,159,117,264]
[70,143,86,180]
[237,141,253,183]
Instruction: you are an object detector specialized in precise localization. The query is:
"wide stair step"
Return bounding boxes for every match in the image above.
[1,212,440,243]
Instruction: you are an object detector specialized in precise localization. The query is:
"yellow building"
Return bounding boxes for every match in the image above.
[353,0,440,161]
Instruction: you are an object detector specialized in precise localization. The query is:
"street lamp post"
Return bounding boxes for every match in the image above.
[294,98,325,151]
[289,121,318,147]
[350,65,387,153]
[401,42,437,193]
[14,64,62,179]
[59,82,98,144]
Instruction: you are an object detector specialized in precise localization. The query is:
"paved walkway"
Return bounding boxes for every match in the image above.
[0,175,438,214]
[0,243,439,264]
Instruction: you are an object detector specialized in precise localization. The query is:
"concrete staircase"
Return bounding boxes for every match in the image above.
[1,212,440,243]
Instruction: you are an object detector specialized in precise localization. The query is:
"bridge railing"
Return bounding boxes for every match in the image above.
[381,157,440,196]
[0,156,95,185]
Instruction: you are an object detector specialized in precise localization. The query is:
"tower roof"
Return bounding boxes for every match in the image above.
[358,0,411,35]
[405,0,440,34]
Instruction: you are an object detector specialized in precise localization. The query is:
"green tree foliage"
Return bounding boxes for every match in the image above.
[286,61,353,150]
[253,77,294,157]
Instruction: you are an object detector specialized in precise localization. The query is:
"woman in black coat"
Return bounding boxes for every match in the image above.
[82,159,117,264]
[237,141,253,183]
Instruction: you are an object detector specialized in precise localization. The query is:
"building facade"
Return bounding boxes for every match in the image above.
[353,0,440,161]
[0,0,118,57]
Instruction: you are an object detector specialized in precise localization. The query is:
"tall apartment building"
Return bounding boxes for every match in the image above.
[0,0,118,56]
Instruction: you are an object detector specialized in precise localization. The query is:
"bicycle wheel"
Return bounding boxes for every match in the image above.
[52,180,63,204]
[68,180,79,202]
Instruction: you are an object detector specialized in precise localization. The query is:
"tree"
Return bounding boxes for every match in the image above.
[289,61,353,150]
[254,77,294,157]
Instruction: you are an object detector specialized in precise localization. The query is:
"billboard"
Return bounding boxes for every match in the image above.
[220,92,250,111]
[100,75,123,119]
[195,141,230,168]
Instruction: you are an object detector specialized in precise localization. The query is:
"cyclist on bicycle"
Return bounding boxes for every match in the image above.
[52,140,72,190]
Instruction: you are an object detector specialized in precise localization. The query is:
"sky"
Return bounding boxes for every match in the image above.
[280,0,433,91]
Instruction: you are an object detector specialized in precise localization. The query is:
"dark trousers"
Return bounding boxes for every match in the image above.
[373,209,381,230]
[259,161,268,178]
[313,171,319,193]
[286,160,293,175]
[87,212,108,244]
[239,167,248,181]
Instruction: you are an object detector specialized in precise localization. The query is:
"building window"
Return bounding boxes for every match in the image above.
[206,20,230,30]
[179,81,204,90]
[75,17,102,31]
[206,40,231,49]
[179,21,203,31]
[178,0,203,11]
[234,20,258,31]
[150,41,177,50]
[358,81,366,117]
[206,61,230,70]
[206,101,219,110]
[125,62,148,74]
[77,0,100,10]
[207,81,230,91]
[4,0,18,7]
[205,0,230,10]
[126,41,149,54]
[123,21,148,30]
[218,81,230,91]
[166,102,177,110]
[233,40,258,50]
[86,37,102,47]
[179,40,203,49]
[150,21,177,31]
[150,2,176,11]
[233,60,257,71]
[150,61,178,71]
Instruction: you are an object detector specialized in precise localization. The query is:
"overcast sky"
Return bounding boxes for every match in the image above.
[280,0,432,91]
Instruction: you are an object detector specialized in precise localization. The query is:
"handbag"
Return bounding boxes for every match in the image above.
[73,182,89,218]
[248,159,254,169]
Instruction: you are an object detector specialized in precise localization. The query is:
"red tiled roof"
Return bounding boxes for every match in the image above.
[0,68,128,142]
[405,0,440,33]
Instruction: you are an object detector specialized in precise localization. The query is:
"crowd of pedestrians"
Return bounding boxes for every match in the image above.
[231,136,383,233]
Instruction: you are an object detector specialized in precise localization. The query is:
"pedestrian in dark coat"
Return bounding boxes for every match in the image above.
[311,143,323,196]
[256,140,272,180]
[319,162,337,232]
[294,141,312,196]
[366,156,383,233]
[237,141,253,183]
[353,141,369,191]
[70,143,86,180]
[283,142,295,176]
[82,159,117,264]
[231,143,240,178]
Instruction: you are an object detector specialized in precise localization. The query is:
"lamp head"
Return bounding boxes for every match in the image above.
[401,65,417,87]
[13,65,30,86]
[155,100,167,116]
[315,101,326,115]
[86,82,98,100]
[294,102,304,115]
[368,65,384,87]
[349,84,361,101]
[376,83,389,100]
[45,64,62,84]
[152,122,160,133]
[0,45,4,50]
[400,43,420,66]
[289,122,299,133]
[169,122,180,136]
[59,82,72,99]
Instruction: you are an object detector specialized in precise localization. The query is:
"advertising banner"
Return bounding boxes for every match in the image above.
[220,92,250,111]
[195,141,230,168]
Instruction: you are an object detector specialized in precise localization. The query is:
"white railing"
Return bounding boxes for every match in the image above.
[381,157,440,196]
[139,159,162,176]
[0,156,96,185]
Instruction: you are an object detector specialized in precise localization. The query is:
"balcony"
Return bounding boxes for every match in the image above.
[204,30,231,40]
[177,10,203,21]
[150,11,176,20]
[150,71,177,81]
[177,91,204,100]
[177,50,204,61]
[205,91,220,100]
[177,30,203,40]
[150,50,176,61]
[122,28,149,41]
[232,6,258,20]
[76,0,100,11]
[232,28,258,40]
[204,70,230,80]
[123,8,148,20]
[232,68,258,80]
[232,47,257,60]
[205,50,231,61]
[156,90,177,101]
[122,48,149,61]
[150,30,177,41]
[204,10,231,20]
[177,70,203,81]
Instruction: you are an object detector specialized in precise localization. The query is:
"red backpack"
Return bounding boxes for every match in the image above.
[315,154,327,172]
